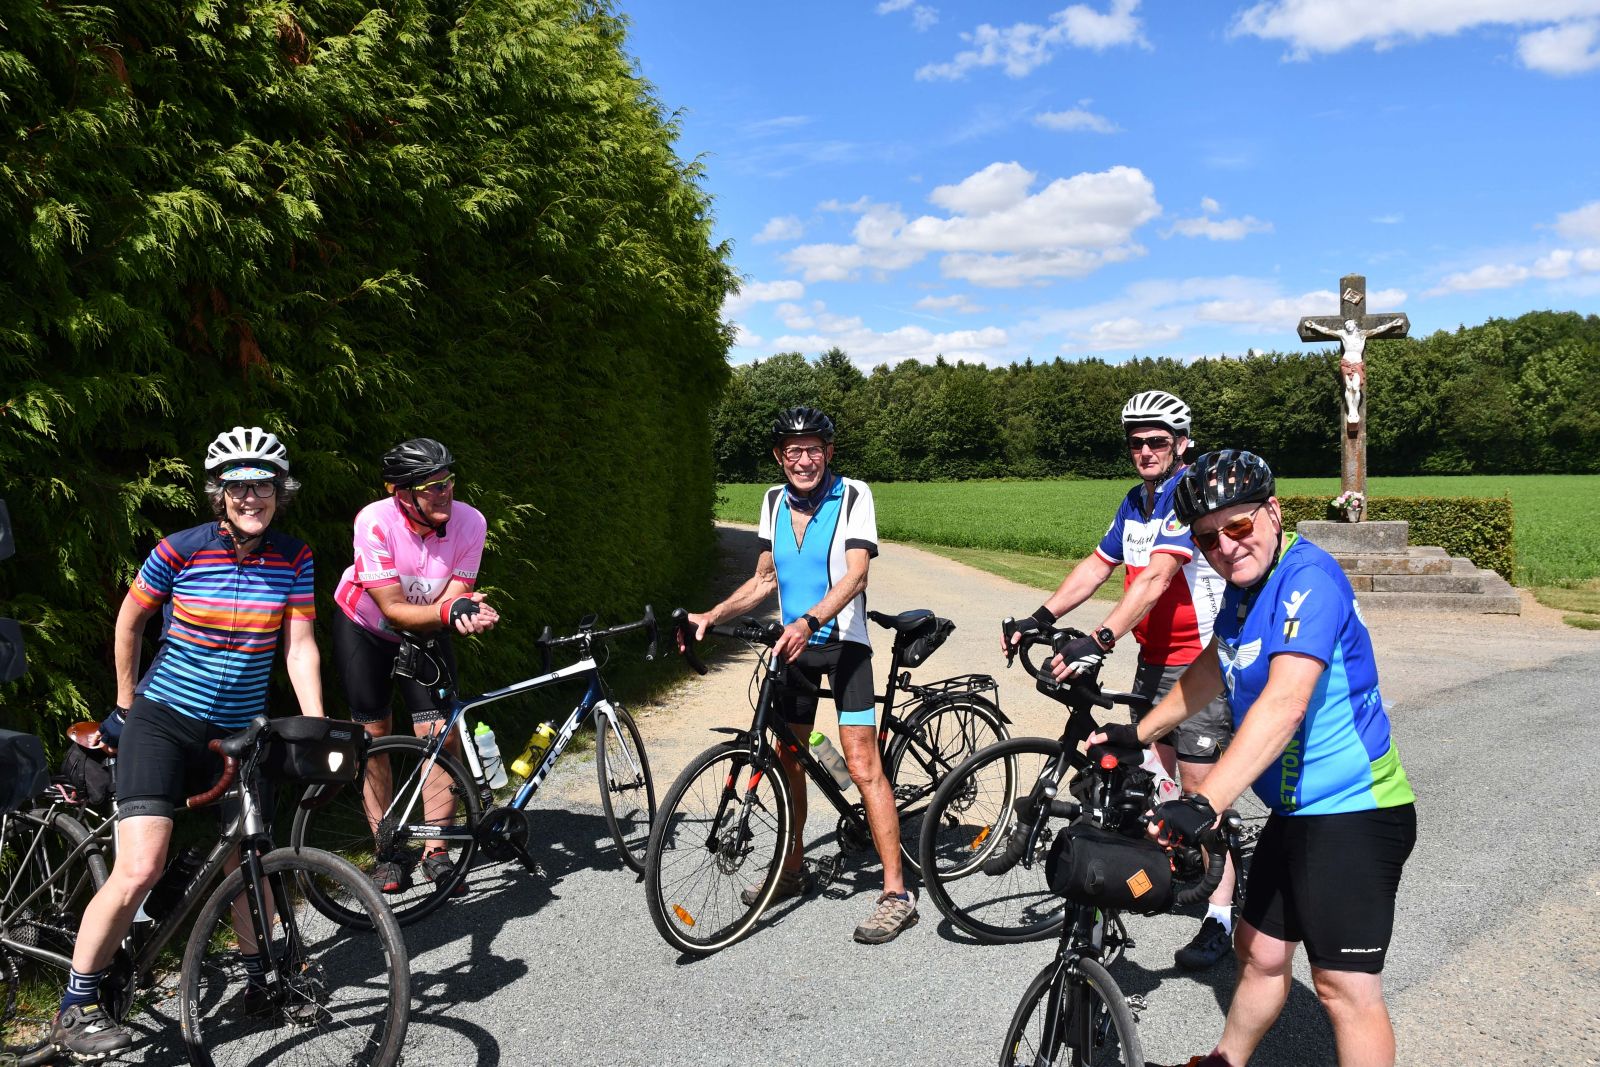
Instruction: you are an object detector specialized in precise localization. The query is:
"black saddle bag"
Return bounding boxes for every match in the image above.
[259,718,369,785]
[1045,823,1174,914]
[898,616,956,668]
[0,729,48,812]
[62,743,115,807]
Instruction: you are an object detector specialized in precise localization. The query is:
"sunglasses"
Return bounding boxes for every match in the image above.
[1127,434,1173,453]
[410,474,456,496]
[223,481,277,500]
[1192,504,1269,552]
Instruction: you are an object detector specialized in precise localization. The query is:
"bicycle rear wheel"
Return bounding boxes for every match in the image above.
[643,741,791,956]
[595,703,656,875]
[0,808,108,1056]
[1000,955,1142,1067]
[888,694,1008,875]
[179,846,409,1067]
[291,734,479,928]
[919,737,1072,943]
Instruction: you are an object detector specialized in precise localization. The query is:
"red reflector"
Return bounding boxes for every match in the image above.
[1099,754,1118,770]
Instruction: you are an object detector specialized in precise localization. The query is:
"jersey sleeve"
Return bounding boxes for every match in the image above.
[287,544,317,621]
[128,537,182,610]
[450,508,487,586]
[1151,508,1197,561]
[1262,561,1345,667]
[352,511,400,589]
[843,481,879,557]
[1095,511,1125,564]
[757,487,780,552]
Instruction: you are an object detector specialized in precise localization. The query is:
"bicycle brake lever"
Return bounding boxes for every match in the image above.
[1001,617,1018,668]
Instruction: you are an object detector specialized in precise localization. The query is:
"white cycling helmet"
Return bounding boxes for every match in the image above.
[1120,390,1191,436]
[205,426,290,479]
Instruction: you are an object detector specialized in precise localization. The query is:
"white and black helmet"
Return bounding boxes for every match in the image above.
[204,426,290,475]
[1120,390,1191,436]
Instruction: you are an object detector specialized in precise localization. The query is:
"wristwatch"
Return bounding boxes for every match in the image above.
[801,613,822,633]
[1093,626,1116,651]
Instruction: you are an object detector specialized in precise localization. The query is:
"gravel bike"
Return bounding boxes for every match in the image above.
[644,607,1007,956]
[0,717,409,1067]
[291,608,659,926]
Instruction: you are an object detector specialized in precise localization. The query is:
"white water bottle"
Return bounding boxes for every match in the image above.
[809,731,853,792]
[1140,746,1181,805]
[474,722,509,789]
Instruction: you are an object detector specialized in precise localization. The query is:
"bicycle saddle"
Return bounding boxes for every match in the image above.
[867,608,934,635]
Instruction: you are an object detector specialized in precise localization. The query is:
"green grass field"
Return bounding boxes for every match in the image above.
[718,475,1600,588]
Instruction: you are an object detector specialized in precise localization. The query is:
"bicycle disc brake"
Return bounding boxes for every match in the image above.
[836,805,873,853]
[476,805,532,864]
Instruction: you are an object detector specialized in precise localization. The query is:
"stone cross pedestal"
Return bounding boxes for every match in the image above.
[1297,274,1410,502]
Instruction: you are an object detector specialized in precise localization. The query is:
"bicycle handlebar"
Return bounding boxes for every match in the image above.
[536,606,660,674]
[1001,618,1123,710]
[668,608,819,694]
[1173,812,1239,906]
[187,740,240,810]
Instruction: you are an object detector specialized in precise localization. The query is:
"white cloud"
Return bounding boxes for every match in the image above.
[1372,213,1404,225]
[916,293,988,314]
[1519,18,1600,71]
[819,195,873,213]
[744,299,1009,364]
[1200,196,1222,215]
[1163,197,1273,240]
[917,1,1149,81]
[879,0,938,30]
[1555,200,1600,241]
[739,115,813,136]
[1074,318,1183,351]
[783,163,1160,287]
[723,279,806,316]
[1193,287,1406,332]
[753,216,804,244]
[1034,107,1119,133]
[1425,247,1600,294]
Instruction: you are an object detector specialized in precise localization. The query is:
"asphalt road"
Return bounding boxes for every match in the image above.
[122,526,1600,1066]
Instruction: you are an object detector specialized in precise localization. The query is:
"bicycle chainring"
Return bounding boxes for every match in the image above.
[476,806,530,862]
[837,806,873,853]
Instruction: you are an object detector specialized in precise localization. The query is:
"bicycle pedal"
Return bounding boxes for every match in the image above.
[812,853,841,888]
[1125,993,1148,1018]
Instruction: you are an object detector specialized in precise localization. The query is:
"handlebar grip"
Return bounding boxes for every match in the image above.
[187,741,239,809]
[1172,816,1234,906]
[538,624,554,675]
[1047,797,1080,819]
[670,608,708,676]
[1001,617,1019,667]
[643,604,658,663]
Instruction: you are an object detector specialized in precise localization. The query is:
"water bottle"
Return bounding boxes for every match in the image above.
[808,731,853,792]
[1140,746,1182,805]
[510,723,557,779]
[473,722,509,789]
[141,847,206,922]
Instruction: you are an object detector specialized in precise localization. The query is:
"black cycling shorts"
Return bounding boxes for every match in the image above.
[116,697,248,822]
[777,641,877,727]
[332,610,456,726]
[1241,804,1417,973]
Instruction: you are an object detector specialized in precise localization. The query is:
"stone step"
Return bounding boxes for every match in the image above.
[1351,573,1484,594]
[1332,553,1454,576]
[1358,591,1522,614]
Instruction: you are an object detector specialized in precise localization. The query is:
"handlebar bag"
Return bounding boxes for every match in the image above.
[1045,823,1174,914]
[898,616,956,668]
[260,717,369,785]
[0,729,48,812]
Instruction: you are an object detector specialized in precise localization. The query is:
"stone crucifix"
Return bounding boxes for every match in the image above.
[1297,274,1409,498]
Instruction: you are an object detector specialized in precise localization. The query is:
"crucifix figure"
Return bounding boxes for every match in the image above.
[1297,274,1410,499]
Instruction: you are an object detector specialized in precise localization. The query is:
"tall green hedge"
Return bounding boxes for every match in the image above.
[0,1,734,739]
[1279,496,1515,579]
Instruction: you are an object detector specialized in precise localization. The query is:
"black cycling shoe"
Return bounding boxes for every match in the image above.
[51,1003,134,1061]
[1175,916,1233,970]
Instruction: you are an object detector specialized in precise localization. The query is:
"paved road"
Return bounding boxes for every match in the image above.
[126,526,1600,1066]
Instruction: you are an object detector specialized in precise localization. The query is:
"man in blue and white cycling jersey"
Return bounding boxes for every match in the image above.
[683,406,916,944]
[1103,450,1417,1067]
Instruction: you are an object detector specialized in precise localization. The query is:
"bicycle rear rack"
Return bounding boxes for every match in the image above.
[904,672,999,703]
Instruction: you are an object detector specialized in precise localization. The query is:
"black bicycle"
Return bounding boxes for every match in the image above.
[643,607,1008,956]
[0,717,409,1067]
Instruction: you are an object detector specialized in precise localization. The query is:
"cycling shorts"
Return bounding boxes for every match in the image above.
[331,610,456,726]
[1131,659,1231,764]
[1241,804,1417,973]
[116,697,256,822]
[777,640,877,727]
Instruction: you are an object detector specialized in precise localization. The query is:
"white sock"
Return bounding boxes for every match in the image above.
[1206,903,1233,933]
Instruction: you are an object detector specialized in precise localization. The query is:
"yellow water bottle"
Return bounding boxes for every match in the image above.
[510,723,557,778]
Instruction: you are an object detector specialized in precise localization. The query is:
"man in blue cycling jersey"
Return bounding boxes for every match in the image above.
[1103,451,1417,1067]
[683,406,915,944]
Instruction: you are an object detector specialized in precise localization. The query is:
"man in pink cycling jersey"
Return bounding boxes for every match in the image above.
[1006,390,1237,971]
[332,438,499,898]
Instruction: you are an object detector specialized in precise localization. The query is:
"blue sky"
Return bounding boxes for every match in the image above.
[624,1,1600,368]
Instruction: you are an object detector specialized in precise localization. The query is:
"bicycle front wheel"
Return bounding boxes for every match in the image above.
[888,694,1009,875]
[179,846,409,1067]
[291,734,480,928]
[1000,955,1142,1067]
[0,808,109,1055]
[595,703,657,875]
[919,736,1072,943]
[643,741,791,956]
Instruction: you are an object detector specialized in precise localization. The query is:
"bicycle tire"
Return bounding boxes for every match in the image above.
[918,736,1073,943]
[999,954,1142,1067]
[291,734,480,928]
[178,846,409,1067]
[0,808,108,1056]
[643,741,791,956]
[887,693,1009,876]
[595,703,657,875]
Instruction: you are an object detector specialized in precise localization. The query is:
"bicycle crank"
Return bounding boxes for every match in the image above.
[476,805,532,865]
[836,805,874,853]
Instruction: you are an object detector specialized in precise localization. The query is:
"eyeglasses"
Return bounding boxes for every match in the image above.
[410,474,456,496]
[1127,434,1173,453]
[1192,504,1269,552]
[780,446,826,462]
[223,481,277,500]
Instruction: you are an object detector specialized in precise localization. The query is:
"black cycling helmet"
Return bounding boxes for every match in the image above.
[382,438,454,488]
[770,406,835,447]
[1173,450,1276,527]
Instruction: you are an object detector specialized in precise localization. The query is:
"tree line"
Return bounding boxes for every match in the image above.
[712,311,1600,482]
